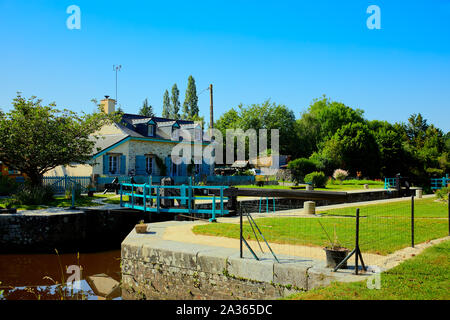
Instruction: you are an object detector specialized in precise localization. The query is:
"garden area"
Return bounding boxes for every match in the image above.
[236,178,385,191]
[0,175,127,211]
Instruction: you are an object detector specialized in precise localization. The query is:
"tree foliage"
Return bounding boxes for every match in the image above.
[139,98,154,117]
[0,94,116,185]
[182,75,199,120]
[170,84,180,119]
[162,90,171,118]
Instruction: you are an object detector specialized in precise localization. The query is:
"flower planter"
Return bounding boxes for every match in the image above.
[135,224,147,234]
[324,247,349,269]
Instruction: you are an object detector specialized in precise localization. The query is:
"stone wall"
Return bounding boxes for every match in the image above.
[121,225,367,300]
[0,209,149,253]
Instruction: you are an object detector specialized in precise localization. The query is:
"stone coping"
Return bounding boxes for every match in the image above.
[121,221,372,291]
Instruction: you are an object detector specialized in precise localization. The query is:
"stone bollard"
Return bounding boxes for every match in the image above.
[416,188,423,198]
[306,184,314,191]
[304,201,315,215]
[364,184,369,189]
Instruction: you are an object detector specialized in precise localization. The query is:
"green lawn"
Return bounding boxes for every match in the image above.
[235,179,385,191]
[0,195,105,211]
[193,198,448,255]
[285,240,450,300]
[319,197,448,218]
[101,195,129,204]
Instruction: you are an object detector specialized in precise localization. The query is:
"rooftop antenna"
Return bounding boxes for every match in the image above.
[113,64,122,105]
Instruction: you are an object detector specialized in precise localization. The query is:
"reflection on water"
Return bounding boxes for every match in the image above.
[0,250,121,300]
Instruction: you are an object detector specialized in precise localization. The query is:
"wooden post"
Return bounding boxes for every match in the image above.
[411,195,415,248]
[209,84,214,129]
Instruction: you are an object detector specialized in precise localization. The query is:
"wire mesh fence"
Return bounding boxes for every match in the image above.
[237,195,449,270]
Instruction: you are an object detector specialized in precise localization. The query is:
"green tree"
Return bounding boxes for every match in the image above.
[182,75,199,119]
[0,94,115,186]
[296,95,365,156]
[139,98,154,117]
[369,120,408,177]
[162,90,171,118]
[214,100,298,157]
[171,84,180,119]
[321,122,380,177]
[287,158,317,183]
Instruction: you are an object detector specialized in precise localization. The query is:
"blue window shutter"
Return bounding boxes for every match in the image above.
[120,155,126,174]
[135,156,146,175]
[103,155,109,174]
[181,160,187,176]
[165,157,171,176]
[202,160,207,175]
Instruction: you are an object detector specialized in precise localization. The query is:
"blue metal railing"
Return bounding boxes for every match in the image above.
[97,175,255,186]
[431,174,449,190]
[42,175,91,193]
[384,177,396,189]
[119,181,230,222]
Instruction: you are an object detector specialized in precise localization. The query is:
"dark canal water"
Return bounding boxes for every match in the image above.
[0,250,121,300]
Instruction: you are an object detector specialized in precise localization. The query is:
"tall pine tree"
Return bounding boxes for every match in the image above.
[139,98,154,117]
[171,84,180,119]
[182,75,199,120]
[162,90,171,118]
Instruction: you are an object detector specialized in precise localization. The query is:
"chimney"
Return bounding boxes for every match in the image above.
[100,95,116,114]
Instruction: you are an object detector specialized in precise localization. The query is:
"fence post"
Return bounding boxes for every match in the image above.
[411,194,415,248]
[240,203,243,258]
[355,208,360,275]
[119,184,123,207]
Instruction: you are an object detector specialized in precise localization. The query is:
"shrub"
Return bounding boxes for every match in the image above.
[435,187,449,201]
[65,183,82,200]
[12,184,55,205]
[304,171,327,188]
[287,158,317,183]
[0,175,18,196]
[333,169,349,182]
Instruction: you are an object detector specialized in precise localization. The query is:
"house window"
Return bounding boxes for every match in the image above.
[148,124,154,137]
[195,130,201,141]
[146,156,153,174]
[172,162,178,176]
[109,155,119,174]
[171,128,179,141]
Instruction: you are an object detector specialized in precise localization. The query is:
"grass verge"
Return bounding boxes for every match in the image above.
[193,198,448,255]
[284,239,450,300]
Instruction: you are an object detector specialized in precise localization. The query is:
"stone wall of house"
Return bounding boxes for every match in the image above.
[127,140,175,176]
[92,140,131,176]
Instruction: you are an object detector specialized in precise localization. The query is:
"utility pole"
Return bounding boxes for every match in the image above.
[113,65,122,105]
[209,84,214,129]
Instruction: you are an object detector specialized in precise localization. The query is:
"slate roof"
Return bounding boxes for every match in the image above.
[91,114,208,156]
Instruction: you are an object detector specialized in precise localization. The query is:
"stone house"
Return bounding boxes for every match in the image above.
[45,97,214,179]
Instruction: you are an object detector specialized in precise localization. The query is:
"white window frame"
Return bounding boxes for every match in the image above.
[146,156,154,174]
[109,155,119,174]
[171,128,179,141]
[195,129,201,141]
[148,124,154,137]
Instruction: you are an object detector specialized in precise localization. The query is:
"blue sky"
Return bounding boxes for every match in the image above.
[0,0,449,131]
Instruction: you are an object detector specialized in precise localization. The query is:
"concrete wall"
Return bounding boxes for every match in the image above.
[0,209,148,253]
[121,223,367,300]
